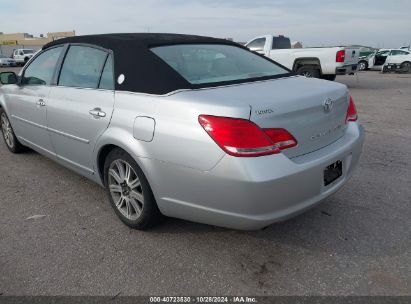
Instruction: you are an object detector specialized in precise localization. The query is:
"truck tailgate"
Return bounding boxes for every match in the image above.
[343,48,360,65]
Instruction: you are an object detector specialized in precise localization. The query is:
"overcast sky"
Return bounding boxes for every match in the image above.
[1,0,410,48]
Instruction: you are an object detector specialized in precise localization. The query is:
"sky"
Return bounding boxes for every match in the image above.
[1,0,410,48]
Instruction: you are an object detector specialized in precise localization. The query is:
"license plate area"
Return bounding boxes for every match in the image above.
[324,160,342,186]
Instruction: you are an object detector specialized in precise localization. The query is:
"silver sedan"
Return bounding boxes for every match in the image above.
[0,34,364,230]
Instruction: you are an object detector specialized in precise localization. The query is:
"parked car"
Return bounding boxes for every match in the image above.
[245,35,360,81]
[366,49,390,70]
[357,47,377,70]
[367,49,411,71]
[383,49,411,73]
[0,33,364,230]
[0,54,17,67]
[12,49,35,66]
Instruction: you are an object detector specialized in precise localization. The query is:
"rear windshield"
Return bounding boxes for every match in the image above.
[151,44,289,85]
[272,37,291,49]
[23,50,34,54]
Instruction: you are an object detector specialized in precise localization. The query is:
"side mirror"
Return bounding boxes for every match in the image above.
[0,72,18,85]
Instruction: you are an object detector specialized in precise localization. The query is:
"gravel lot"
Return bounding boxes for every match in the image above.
[0,70,410,296]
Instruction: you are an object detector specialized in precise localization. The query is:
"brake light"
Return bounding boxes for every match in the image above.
[336,50,345,63]
[263,128,298,150]
[346,96,358,122]
[198,115,297,157]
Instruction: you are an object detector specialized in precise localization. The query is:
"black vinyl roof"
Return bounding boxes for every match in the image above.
[43,33,247,95]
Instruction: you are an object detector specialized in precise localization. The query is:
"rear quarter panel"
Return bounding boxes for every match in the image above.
[95,90,251,176]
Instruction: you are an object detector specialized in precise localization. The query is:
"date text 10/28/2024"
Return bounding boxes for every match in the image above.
[149,296,257,303]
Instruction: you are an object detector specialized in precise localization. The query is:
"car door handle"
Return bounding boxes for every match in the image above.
[89,108,106,118]
[36,99,46,107]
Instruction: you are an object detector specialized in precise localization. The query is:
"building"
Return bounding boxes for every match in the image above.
[0,31,75,56]
[291,41,303,49]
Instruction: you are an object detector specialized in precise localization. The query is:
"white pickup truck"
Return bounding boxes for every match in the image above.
[245,35,359,81]
[12,49,35,66]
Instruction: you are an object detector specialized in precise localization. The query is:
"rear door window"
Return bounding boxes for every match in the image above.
[98,54,114,90]
[59,45,108,89]
[390,50,409,56]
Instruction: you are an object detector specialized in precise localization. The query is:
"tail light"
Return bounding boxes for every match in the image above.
[336,50,345,63]
[346,96,358,123]
[198,115,297,157]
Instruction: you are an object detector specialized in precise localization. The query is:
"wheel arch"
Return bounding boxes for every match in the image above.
[292,57,322,74]
[94,128,154,189]
[0,95,8,113]
[358,59,368,67]
[97,144,118,185]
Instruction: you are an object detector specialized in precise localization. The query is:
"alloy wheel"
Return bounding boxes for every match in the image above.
[108,159,144,221]
[402,62,411,73]
[1,113,14,149]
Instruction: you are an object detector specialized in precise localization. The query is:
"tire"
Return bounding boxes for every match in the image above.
[296,66,320,78]
[401,61,411,73]
[0,109,27,153]
[104,148,163,229]
[322,74,337,81]
[358,60,368,71]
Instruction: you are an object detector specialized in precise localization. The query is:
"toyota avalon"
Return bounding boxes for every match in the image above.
[0,33,364,230]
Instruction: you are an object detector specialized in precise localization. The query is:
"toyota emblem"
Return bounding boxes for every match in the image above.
[323,98,334,112]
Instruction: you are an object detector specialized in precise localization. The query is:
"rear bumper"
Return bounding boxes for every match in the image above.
[145,122,364,230]
[336,64,358,75]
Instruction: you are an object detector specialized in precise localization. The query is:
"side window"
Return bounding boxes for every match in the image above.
[390,50,409,56]
[59,46,108,89]
[247,38,266,51]
[98,54,114,90]
[377,51,389,56]
[22,46,63,85]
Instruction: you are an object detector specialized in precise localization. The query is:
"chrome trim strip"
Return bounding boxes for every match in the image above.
[11,115,47,130]
[47,127,90,144]
[11,115,90,144]
[116,75,299,97]
[17,136,56,156]
[19,136,94,175]
[56,154,94,175]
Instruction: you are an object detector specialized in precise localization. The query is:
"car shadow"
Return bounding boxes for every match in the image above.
[149,191,409,260]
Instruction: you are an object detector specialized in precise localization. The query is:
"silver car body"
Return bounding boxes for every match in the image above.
[0,41,364,230]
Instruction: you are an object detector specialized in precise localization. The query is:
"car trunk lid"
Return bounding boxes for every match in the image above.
[174,76,349,159]
[248,77,349,158]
